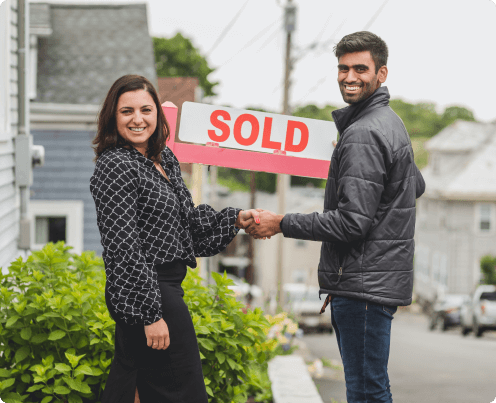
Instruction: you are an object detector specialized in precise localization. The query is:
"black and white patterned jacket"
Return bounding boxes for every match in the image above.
[90,146,241,326]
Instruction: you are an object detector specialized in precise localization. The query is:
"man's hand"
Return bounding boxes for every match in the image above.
[144,318,170,350]
[245,210,284,239]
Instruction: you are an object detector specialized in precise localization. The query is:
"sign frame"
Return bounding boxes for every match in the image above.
[162,102,331,179]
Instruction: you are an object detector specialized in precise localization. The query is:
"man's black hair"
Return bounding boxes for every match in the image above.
[333,31,388,74]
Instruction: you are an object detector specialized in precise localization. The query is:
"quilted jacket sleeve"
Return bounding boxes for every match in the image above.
[189,204,242,257]
[90,156,162,326]
[414,163,425,199]
[282,126,390,243]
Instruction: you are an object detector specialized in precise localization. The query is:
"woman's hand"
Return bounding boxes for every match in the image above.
[235,209,271,239]
[144,318,170,350]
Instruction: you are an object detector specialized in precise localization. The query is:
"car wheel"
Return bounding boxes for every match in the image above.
[473,319,484,338]
[429,316,437,331]
[461,326,471,336]
[437,316,448,331]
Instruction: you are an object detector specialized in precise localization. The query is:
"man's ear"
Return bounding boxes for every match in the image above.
[378,65,388,84]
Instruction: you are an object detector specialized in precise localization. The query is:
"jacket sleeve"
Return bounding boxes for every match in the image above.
[90,157,162,326]
[281,126,389,243]
[414,163,425,199]
[189,204,242,257]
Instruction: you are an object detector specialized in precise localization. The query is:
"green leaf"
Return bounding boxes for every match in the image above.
[48,330,66,340]
[227,357,237,370]
[31,333,49,344]
[68,393,83,403]
[1,378,16,388]
[215,351,226,364]
[15,346,30,363]
[54,363,72,373]
[41,397,53,403]
[233,314,244,330]
[198,338,215,351]
[26,384,45,392]
[21,373,31,383]
[205,385,214,397]
[54,385,71,394]
[6,316,20,328]
[20,327,32,341]
[63,377,90,393]
[42,386,54,394]
[0,368,11,377]
[73,365,93,377]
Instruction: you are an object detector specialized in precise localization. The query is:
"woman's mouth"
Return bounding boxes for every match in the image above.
[129,127,146,132]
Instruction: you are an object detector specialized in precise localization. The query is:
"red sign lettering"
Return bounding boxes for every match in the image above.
[285,120,309,153]
[261,117,281,150]
[208,110,231,142]
[233,114,259,146]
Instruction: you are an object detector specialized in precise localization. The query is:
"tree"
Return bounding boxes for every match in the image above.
[480,255,496,285]
[153,33,218,97]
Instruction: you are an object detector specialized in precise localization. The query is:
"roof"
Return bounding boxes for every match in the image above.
[425,120,496,153]
[31,2,157,105]
[421,121,496,201]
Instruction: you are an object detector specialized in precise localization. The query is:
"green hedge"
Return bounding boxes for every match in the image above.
[0,242,291,403]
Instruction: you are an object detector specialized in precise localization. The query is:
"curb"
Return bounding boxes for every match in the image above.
[268,355,324,403]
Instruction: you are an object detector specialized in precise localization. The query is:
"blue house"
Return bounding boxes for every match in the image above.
[29,2,157,255]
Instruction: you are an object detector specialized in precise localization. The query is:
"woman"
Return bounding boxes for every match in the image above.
[90,75,259,402]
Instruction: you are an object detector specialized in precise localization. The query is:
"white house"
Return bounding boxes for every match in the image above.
[414,120,496,305]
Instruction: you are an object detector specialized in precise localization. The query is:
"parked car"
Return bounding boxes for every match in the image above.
[283,283,333,333]
[460,285,496,337]
[428,294,468,331]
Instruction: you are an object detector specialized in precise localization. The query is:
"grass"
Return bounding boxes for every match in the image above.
[411,136,430,170]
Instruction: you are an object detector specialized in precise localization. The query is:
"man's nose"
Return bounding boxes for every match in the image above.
[345,70,358,83]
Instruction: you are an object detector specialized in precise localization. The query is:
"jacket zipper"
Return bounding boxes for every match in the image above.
[337,267,342,283]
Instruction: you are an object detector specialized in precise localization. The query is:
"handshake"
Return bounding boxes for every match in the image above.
[234,209,284,240]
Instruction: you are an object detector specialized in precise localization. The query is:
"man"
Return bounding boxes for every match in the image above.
[246,31,425,403]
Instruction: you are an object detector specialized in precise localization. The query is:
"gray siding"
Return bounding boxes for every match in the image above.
[0,0,20,271]
[31,130,102,255]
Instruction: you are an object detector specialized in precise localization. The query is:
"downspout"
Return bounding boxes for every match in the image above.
[16,0,33,250]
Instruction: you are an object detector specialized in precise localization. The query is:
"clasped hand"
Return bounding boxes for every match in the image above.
[235,209,284,240]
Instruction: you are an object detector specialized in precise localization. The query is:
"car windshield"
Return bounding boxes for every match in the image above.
[286,290,321,303]
[480,292,496,301]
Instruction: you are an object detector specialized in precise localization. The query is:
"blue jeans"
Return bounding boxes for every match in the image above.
[331,296,397,403]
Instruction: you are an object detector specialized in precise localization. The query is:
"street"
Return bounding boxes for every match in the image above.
[301,308,496,403]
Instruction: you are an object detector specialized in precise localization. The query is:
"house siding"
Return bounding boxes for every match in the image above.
[30,130,102,255]
[0,0,20,272]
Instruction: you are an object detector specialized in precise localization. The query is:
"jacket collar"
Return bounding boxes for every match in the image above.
[331,86,390,135]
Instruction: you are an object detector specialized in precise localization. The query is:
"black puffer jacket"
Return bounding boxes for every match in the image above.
[281,87,425,306]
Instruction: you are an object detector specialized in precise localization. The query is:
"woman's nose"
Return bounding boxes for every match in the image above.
[132,112,144,125]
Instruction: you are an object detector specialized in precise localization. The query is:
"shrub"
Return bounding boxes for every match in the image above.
[183,269,272,403]
[0,242,114,403]
[0,243,292,403]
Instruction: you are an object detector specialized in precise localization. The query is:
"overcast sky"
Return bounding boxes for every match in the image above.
[29,0,496,122]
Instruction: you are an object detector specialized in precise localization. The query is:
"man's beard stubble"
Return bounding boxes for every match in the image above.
[339,79,378,105]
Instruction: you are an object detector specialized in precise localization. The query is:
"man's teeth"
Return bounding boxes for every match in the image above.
[129,128,145,132]
[346,86,360,90]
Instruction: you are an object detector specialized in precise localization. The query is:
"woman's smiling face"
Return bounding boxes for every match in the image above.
[116,89,158,156]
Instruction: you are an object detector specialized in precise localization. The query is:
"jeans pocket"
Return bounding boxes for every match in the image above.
[383,305,397,317]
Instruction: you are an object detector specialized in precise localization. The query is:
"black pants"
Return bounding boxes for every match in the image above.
[102,261,208,403]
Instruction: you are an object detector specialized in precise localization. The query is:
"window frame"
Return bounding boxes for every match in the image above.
[475,202,495,235]
[29,200,84,253]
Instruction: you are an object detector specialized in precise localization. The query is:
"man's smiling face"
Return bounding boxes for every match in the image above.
[337,51,387,104]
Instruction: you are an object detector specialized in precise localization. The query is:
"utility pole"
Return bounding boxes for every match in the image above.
[276,0,296,309]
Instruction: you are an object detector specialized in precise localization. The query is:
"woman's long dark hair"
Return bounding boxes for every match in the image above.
[92,75,170,162]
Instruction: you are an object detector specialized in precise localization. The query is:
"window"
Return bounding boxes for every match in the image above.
[35,217,67,244]
[29,200,84,253]
[479,204,491,231]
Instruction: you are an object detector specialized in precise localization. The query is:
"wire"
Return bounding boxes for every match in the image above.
[216,18,281,69]
[363,0,390,30]
[205,0,250,57]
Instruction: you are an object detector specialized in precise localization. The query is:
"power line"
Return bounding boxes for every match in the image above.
[216,18,280,69]
[363,0,390,30]
[205,0,250,57]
